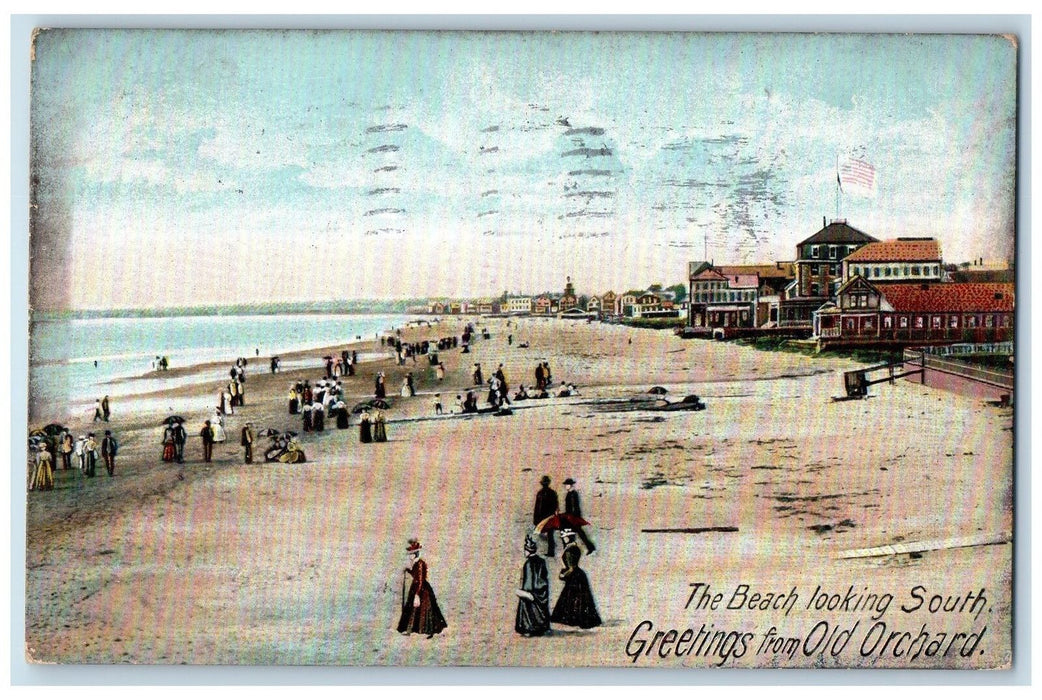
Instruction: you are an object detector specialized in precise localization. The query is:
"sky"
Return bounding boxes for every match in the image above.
[28,30,1017,310]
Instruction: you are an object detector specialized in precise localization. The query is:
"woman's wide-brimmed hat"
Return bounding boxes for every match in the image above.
[406,539,422,553]
[540,475,551,486]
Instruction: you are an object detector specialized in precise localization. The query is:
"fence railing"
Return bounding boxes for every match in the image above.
[918,342,1014,357]
[903,349,1014,390]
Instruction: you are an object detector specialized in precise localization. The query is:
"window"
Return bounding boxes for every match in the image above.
[915,316,925,329]
[912,265,920,275]
[830,246,838,259]
[903,266,910,276]
[811,245,820,259]
[966,316,977,328]
[873,267,881,278]
[985,315,994,328]
[846,318,856,330]
[864,318,874,331]
[885,267,892,277]
[899,316,908,329]
[932,316,942,329]
[1001,315,1011,328]
[811,265,819,275]
[949,315,959,328]
[883,316,893,329]
[810,283,820,296]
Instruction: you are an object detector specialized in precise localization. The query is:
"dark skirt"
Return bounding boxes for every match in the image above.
[359,419,372,443]
[515,595,551,637]
[314,413,324,432]
[396,582,448,636]
[551,568,602,629]
[374,422,387,442]
[336,410,350,429]
[289,398,298,414]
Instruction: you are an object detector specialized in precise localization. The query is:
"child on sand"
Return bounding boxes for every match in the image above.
[434,394,444,415]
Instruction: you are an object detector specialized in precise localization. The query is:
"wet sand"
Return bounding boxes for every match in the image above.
[24,317,1013,667]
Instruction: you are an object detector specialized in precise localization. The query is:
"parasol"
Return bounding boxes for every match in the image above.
[647,386,668,395]
[533,512,590,533]
[41,423,67,436]
[257,428,280,438]
[367,398,390,410]
[162,415,186,425]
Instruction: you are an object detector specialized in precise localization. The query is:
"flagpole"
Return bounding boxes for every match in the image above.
[835,155,841,220]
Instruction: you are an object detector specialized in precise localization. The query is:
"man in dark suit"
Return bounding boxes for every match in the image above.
[173,421,187,463]
[564,477,596,554]
[533,475,559,557]
[101,430,118,477]
[200,421,214,462]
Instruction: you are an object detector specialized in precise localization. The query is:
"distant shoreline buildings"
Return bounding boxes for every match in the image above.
[420,217,1014,351]
[686,219,1014,349]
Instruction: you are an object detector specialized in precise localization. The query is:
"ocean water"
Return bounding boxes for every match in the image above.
[28,313,412,417]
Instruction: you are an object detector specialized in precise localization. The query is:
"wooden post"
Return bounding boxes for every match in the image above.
[920,350,926,385]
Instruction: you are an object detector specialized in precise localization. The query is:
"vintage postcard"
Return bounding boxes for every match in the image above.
[24,29,1017,669]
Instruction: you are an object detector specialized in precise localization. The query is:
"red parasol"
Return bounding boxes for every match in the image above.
[534,512,590,533]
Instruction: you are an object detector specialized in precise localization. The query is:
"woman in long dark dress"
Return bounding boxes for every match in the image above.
[373,410,387,442]
[359,410,373,443]
[375,373,386,399]
[397,540,448,638]
[288,386,299,415]
[515,535,551,636]
[334,401,350,429]
[550,529,601,629]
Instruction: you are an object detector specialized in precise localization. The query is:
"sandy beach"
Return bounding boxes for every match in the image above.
[24,317,1013,668]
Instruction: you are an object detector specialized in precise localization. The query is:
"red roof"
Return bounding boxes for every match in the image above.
[716,263,796,279]
[844,238,941,263]
[729,274,760,288]
[880,283,1014,313]
[693,268,729,281]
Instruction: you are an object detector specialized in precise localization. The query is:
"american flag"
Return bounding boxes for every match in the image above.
[838,158,877,196]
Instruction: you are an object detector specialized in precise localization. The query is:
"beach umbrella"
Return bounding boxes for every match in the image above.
[367,398,391,410]
[533,512,590,534]
[162,415,186,425]
[648,386,668,395]
[351,402,372,414]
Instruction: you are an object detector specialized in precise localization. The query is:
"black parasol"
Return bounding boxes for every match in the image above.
[647,386,668,395]
[162,415,186,425]
[41,423,67,436]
